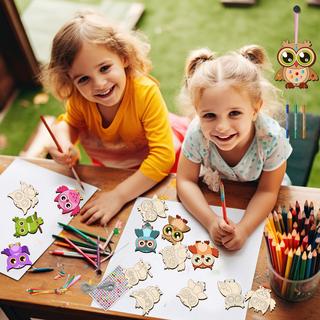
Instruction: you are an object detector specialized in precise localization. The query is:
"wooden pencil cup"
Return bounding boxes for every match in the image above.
[267,257,320,302]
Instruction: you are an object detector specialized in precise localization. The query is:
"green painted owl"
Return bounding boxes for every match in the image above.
[13,212,44,237]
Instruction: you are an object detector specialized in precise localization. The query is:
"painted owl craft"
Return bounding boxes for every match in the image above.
[188,240,219,270]
[8,181,39,215]
[275,40,318,89]
[162,215,191,244]
[135,223,160,253]
[54,185,82,216]
[1,243,32,271]
[13,212,44,237]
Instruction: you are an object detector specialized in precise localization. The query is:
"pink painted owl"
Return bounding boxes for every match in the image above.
[54,185,82,216]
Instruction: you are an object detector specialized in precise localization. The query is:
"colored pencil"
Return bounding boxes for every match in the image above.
[27,267,54,273]
[52,234,97,249]
[49,250,97,259]
[294,103,298,139]
[58,222,97,247]
[219,181,229,224]
[54,241,111,255]
[40,115,85,191]
[285,103,290,139]
[301,105,306,139]
[96,236,102,275]
[63,237,98,268]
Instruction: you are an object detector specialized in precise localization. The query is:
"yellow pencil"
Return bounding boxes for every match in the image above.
[281,249,294,295]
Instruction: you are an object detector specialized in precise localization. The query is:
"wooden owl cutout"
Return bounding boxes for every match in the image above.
[275,40,318,89]
[8,181,39,215]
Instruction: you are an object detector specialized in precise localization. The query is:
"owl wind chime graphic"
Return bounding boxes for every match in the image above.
[275,5,318,89]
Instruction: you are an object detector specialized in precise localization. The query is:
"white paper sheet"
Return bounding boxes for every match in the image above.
[92,197,264,320]
[0,159,98,280]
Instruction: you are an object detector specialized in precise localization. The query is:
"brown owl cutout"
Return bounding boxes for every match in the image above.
[275,40,318,89]
[162,215,190,244]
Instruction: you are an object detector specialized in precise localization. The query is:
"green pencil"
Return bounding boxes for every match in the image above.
[299,251,307,280]
[58,222,97,246]
[52,234,97,249]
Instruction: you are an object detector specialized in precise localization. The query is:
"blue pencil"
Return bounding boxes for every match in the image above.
[306,251,313,279]
[285,103,290,139]
[294,103,298,139]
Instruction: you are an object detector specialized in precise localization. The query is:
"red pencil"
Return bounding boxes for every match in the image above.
[63,237,98,268]
[49,250,97,259]
[219,181,229,224]
[40,115,85,191]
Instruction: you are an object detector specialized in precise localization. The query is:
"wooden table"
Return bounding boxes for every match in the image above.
[0,155,319,320]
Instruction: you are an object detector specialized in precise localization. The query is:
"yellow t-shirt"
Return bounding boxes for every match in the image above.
[60,75,175,182]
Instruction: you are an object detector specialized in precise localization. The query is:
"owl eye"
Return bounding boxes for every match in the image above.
[138,240,145,247]
[297,47,315,67]
[172,230,184,242]
[191,254,203,266]
[146,240,154,248]
[65,202,71,208]
[277,47,296,67]
[61,195,67,201]
[203,254,214,266]
[20,255,26,262]
[10,258,17,265]
[163,224,173,236]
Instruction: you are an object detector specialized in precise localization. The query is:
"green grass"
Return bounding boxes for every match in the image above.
[3,0,320,186]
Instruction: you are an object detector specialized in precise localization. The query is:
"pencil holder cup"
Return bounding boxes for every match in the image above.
[267,257,320,302]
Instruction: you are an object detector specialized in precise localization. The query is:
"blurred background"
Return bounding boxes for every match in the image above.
[0,0,320,187]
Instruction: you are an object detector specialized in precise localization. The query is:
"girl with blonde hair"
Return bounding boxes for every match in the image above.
[177,45,292,250]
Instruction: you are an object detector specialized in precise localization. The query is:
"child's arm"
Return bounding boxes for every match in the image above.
[177,154,234,244]
[80,170,157,226]
[222,162,287,251]
[48,120,80,167]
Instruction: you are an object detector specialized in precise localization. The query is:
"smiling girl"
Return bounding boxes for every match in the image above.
[177,45,292,250]
[42,12,178,226]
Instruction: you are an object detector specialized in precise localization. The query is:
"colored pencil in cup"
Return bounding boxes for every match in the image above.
[301,105,306,139]
[40,115,85,191]
[219,181,229,224]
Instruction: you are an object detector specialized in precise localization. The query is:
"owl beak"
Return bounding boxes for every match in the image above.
[294,61,299,67]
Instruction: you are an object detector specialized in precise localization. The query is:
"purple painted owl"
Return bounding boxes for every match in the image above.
[54,185,82,216]
[1,243,32,271]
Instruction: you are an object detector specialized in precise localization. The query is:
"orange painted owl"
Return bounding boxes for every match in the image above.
[188,240,219,270]
[275,40,318,89]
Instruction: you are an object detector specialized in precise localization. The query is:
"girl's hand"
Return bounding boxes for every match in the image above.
[208,216,235,245]
[48,144,79,167]
[80,190,126,226]
[221,224,248,251]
